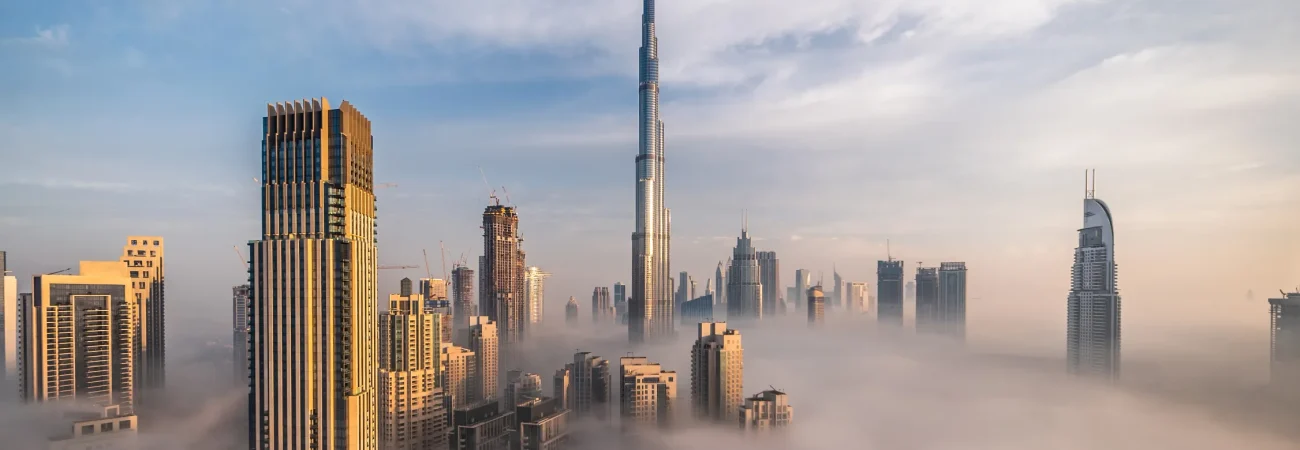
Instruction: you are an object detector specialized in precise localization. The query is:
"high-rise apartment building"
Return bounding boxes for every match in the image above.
[739,389,793,432]
[514,397,570,450]
[1067,173,1121,380]
[914,267,939,333]
[523,267,549,326]
[938,262,968,340]
[1269,292,1300,388]
[592,287,615,323]
[1,251,17,384]
[248,98,378,449]
[441,343,477,411]
[620,356,676,430]
[562,351,611,419]
[452,264,475,330]
[481,205,526,350]
[504,371,543,407]
[726,227,763,320]
[23,261,137,413]
[877,260,905,325]
[565,297,579,325]
[847,282,870,315]
[232,285,250,384]
[452,400,515,450]
[378,294,447,450]
[120,236,165,400]
[469,316,499,403]
[630,0,674,345]
[613,283,627,325]
[690,322,743,423]
[807,286,825,326]
[793,269,810,312]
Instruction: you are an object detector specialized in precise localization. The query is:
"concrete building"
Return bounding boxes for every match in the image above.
[680,295,714,324]
[1268,292,1300,388]
[690,322,743,423]
[1067,172,1121,380]
[232,285,250,384]
[755,252,779,318]
[630,0,674,345]
[914,267,939,333]
[938,262,968,340]
[591,287,615,323]
[453,264,475,331]
[739,389,793,432]
[469,316,499,402]
[524,267,549,326]
[441,343,477,411]
[807,286,825,327]
[23,261,138,412]
[877,260,905,325]
[481,204,527,350]
[47,405,138,450]
[453,400,515,450]
[792,269,810,312]
[612,283,627,325]
[726,226,764,320]
[378,294,447,450]
[560,351,611,419]
[564,297,578,325]
[505,371,544,408]
[847,282,869,315]
[248,98,378,449]
[619,356,676,429]
[2,251,17,384]
[515,397,570,450]
[120,236,165,401]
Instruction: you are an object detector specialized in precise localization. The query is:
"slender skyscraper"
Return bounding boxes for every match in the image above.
[631,0,673,344]
[756,252,780,317]
[1067,170,1121,380]
[232,285,250,383]
[831,267,843,310]
[613,282,627,324]
[677,271,690,314]
[469,316,499,402]
[727,226,763,320]
[249,98,378,450]
[565,297,579,325]
[524,266,550,326]
[914,267,939,333]
[877,260,905,325]
[938,262,968,340]
[592,287,615,323]
[452,263,474,330]
[1,251,16,385]
[690,322,743,423]
[807,286,825,326]
[847,282,870,314]
[482,205,526,349]
[714,262,726,307]
[1269,291,1300,389]
[121,236,165,400]
[793,269,810,312]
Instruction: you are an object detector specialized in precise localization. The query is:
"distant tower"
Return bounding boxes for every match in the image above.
[400,277,414,297]
[807,286,825,326]
[452,263,475,330]
[690,322,743,423]
[121,236,165,401]
[914,267,939,333]
[613,283,628,324]
[727,225,764,320]
[378,294,448,450]
[564,352,612,419]
[905,280,916,304]
[481,204,526,350]
[831,267,843,310]
[756,252,780,317]
[793,269,810,312]
[592,287,615,323]
[565,297,579,325]
[504,371,544,407]
[524,266,550,326]
[938,263,968,340]
[739,389,794,432]
[877,260,905,325]
[677,272,690,315]
[468,316,499,402]
[1067,170,1121,380]
[439,343,476,411]
[714,262,727,307]
[232,285,250,383]
[619,356,676,430]
[847,282,869,314]
[1270,292,1300,389]
[630,0,674,345]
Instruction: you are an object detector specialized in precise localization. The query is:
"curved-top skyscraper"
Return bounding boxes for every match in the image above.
[1067,170,1121,380]
[631,0,673,343]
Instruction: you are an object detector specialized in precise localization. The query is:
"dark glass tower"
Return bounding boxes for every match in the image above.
[876,260,905,325]
[631,0,672,343]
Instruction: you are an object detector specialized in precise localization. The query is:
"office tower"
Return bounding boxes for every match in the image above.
[680,294,714,324]
[378,295,447,450]
[690,322,743,423]
[715,262,726,308]
[504,371,543,407]
[739,389,793,432]
[481,204,526,350]
[1269,292,1300,387]
[630,0,673,345]
[847,282,870,314]
[793,269,809,312]
[565,297,579,325]
[807,286,825,326]
[677,272,690,314]
[613,282,627,324]
[400,277,413,297]
[23,261,137,412]
[619,356,676,429]
[515,397,570,450]
[592,287,615,323]
[469,316,499,402]
[1067,172,1121,380]
[726,226,764,320]
[914,267,939,333]
[938,262,968,340]
[784,287,795,313]
[120,236,165,399]
[563,351,612,419]
[248,98,378,449]
[47,405,139,450]
[523,267,549,326]
[877,260,905,325]
[831,268,843,310]
[453,264,475,330]
[441,343,477,411]
[905,280,916,304]
[232,285,250,383]
[1,251,16,384]
[452,400,515,450]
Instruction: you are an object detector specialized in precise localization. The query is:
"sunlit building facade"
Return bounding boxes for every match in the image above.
[120,236,165,402]
[630,0,674,344]
[619,356,676,430]
[739,389,793,432]
[690,322,743,423]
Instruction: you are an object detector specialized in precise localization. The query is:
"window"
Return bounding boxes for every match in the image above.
[130,271,139,278]
[82,425,94,435]
[143,272,150,277]
[101,423,113,432]
[131,240,137,245]
[147,261,152,268]
[153,240,159,246]
[151,251,156,257]
[120,421,132,430]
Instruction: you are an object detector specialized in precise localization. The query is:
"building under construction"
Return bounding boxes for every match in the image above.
[480,204,526,350]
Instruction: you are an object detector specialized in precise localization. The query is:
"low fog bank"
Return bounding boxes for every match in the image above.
[3,311,1297,449]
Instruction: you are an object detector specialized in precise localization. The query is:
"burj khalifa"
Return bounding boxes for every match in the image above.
[630,0,673,343]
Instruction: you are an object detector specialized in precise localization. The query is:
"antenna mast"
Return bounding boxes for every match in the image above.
[1085,169,1096,199]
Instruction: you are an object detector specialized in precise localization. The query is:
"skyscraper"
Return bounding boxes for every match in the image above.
[400,277,413,297]
[877,260,905,325]
[552,368,570,411]
[690,322,743,423]
[481,205,526,350]
[619,356,676,429]
[1067,172,1121,380]
[677,271,690,315]
[592,287,615,323]
[739,389,794,432]
[680,294,714,324]
[793,269,810,312]
[232,285,250,383]
[807,286,825,326]
[23,261,137,412]
[613,282,627,324]
[831,268,843,310]
[1,251,16,384]
[727,226,763,320]
[468,316,499,403]
[847,282,870,315]
[440,343,477,411]
[714,262,726,308]
[523,266,549,326]
[378,295,447,450]
[452,263,475,330]
[563,351,612,419]
[565,297,579,325]
[914,267,939,333]
[938,262,968,340]
[249,99,378,449]
[504,371,544,407]
[120,236,165,400]
[1269,292,1300,388]
[756,252,780,317]
[631,0,673,344]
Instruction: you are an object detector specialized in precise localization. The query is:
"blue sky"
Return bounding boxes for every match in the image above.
[2,0,1298,350]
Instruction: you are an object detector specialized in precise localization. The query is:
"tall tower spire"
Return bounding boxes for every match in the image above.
[631,0,672,343]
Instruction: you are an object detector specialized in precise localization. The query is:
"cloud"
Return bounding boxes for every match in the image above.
[3,24,70,47]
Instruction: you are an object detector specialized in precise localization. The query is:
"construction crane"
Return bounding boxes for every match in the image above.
[379,265,419,270]
[423,249,434,279]
[233,245,248,270]
[439,241,449,281]
[501,186,513,207]
[45,268,72,275]
[478,166,500,206]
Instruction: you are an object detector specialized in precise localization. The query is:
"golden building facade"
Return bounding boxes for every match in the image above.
[619,356,675,430]
[119,236,164,402]
[468,316,498,403]
[690,322,743,423]
[379,295,447,450]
